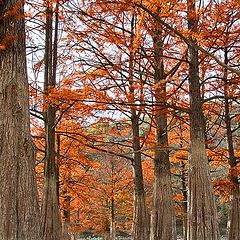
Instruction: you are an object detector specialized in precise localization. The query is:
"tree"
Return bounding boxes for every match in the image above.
[186,0,220,239]
[0,0,40,239]
[40,1,62,239]
[25,0,240,238]
[56,2,152,238]
[211,2,240,238]
[203,1,240,237]
[150,20,177,240]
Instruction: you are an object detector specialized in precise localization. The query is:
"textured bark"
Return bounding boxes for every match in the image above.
[62,224,71,240]
[0,0,40,239]
[62,195,71,240]
[181,162,188,240]
[129,13,149,240]
[41,2,62,239]
[60,134,71,240]
[225,104,239,240]
[228,192,240,240]
[223,48,240,240]
[150,156,176,240]
[150,27,176,240]
[187,1,220,239]
[187,136,219,240]
[131,111,150,240]
[110,198,116,240]
[110,162,116,240]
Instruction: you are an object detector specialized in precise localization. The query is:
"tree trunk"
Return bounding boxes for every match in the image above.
[110,161,116,240]
[179,124,188,240]
[62,195,71,240]
[110,199,116,240]
[187,134,219,240]
[0,0,40,239]
[187,1,220,239]
[129,12,149,240]
[223,48,240,240]
[41,104,62,240]
[41,1,62,239]
[228,192,240,240]
[60,134,71,240]
[150,27,176,240]
[181,161,188,240]
[151,154,176,240]
[131,111,150,240]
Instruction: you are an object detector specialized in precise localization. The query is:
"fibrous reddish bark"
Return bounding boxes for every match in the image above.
[0,0,40,239]
[150,27,176,240]
[187,1,220,239]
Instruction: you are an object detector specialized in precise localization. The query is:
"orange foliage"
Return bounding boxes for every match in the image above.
[27,0,240,236]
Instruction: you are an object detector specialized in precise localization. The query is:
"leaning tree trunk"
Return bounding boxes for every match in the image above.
[41,1,62,239]
[0,0,40,239]
[150,27,176,240]
[187,0,220,239]
[222,47,240,240]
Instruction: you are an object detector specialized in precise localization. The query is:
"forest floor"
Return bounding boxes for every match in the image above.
[78,237,227,240]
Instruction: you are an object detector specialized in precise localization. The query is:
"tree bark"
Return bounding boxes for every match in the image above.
[41,1,62,239]
[222,47,240,240]
[150,27,176,240]
[0,0,40,239]
[181,161,188,240]
[110,160,116,240]
[60,134,71,240]
[131,111,150,240]
[62,194,71,240]
[110,197,116,240]
[129,11,149,240]
[228,192,240,240]
[187,1,220,239]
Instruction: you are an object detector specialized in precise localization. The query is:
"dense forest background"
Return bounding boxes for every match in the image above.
[0,0,240,240]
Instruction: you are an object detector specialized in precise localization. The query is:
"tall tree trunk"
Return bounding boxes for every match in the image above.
[59,135,71,240]
[110,160,116,240]
[110,197,116,240]
[181,162,188,240]
[150,27,176,240]
[179,123,188,240]
[129,11,149,240]
[0,0,40,239]
[226,96,240,240]
[228,193,240,240]
[62,194,71,240]
[131,111,150,240]
[187,1,220,239]
[222,48,240,240]
[41,1,62,239]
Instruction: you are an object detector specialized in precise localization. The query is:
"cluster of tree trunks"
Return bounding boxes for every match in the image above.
[41,1,62,240]
[1,0,239,240]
